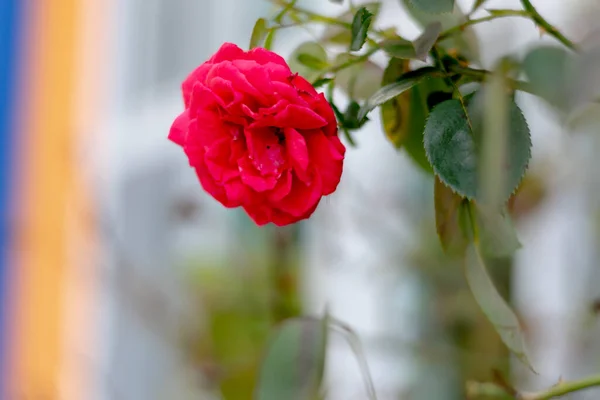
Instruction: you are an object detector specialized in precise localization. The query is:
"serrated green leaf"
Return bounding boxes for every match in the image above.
[288,42,328,82]
[322,2,381,45]
[250,18,269,49]
[413,21,442,60]
[256,317,329,400]
[423,96,531,201]
[434,176,470,255]
[335,54,383,100]
[359,66,440,121]
[409,0,454,14]
[350,7,373,51]
[523,45,572,110]
[465,244,535,372]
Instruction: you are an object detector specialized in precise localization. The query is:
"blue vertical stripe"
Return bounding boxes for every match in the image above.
[0,0,23,395]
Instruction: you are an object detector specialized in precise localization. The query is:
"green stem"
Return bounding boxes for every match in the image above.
[519,0,577,50]
[271,0,351,28]
[438,10,529,42]
[522,375,600,400]
[322,46,380,74]
[467,375,600,399]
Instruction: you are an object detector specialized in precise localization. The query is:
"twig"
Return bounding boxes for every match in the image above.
[438,10,529,42]
[467,374,600,399]
[520,0,577,51]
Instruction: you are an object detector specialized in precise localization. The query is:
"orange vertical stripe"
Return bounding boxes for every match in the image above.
[9,0,81,397]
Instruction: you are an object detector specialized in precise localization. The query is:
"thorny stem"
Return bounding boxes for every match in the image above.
[520,0,577,51]
[438,10,529,42]
[467,374,600,399]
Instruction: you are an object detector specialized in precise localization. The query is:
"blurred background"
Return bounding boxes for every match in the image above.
[1,0,600,399]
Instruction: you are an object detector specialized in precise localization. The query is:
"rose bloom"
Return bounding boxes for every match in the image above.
[169,43,345,226]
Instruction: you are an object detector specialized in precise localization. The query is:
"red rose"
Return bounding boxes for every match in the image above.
[169,43,345,226]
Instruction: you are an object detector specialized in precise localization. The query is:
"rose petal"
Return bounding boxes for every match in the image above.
[290,74,318,96]
[207,62,266,103]
[205,139,239,183]
[246,47,291,71]
[195,163,231,207]
[268,169,292,202]
[238,157,277,192]
[182,64,212,107]
[306,132,345,195]
[209,42,245,63]
[284,128,309,173]
[169,110,190,146]
[275,171,322,217]
[250,104,327,130]
[245,128,286,176]
[224,179,253,207]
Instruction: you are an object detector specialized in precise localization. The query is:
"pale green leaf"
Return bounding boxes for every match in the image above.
[413,21,442,60]
[401,0,480,62]
[381,37,416,59]
[250,18,269,49]
[465,245,535,371]
[288,42,328,82]
[256,317,329,400]
[434,176,470,255]
[523,45,572,110]
[335,54,383,100]
[476,205,521,257]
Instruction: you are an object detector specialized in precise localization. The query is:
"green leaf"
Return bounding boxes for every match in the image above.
[358,66,440,121]
[434,176,470,255]
[381,22,441,61]
[321,2,381,45]
[288,42,328,82]
[409,0,454,14]
[250,18,269,49]
[475,205,521,257]
[465,244,535,371]
[350,7,374,51]
[335,54,384,100]
[311,77,333,89]
[379,59,449,172]
[523,45,571,110]
[423,96,531,201]
[401,0,479,62]
[297,54,329,70]
[413,21,442,60]
[381,37,416,59]
[471,0,488,13]
[264,28,276,50]
[256,317,329,400]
